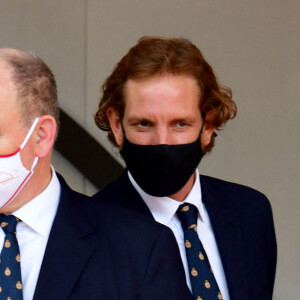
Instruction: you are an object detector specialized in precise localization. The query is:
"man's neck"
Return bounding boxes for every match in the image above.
[0,163,52,214]
[168,172,196,202]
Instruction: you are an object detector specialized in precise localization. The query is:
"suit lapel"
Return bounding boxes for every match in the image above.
[200,175,249,300]
[33,175,96,300]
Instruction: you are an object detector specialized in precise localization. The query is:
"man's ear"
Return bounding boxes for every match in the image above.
[107,107,123,147]
[34,115,57,158]
[201,110,216,147]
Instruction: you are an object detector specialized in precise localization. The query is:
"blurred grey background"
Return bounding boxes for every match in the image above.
[0,1,299,298]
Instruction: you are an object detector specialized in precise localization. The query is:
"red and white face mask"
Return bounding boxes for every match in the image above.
[0,117,39,209]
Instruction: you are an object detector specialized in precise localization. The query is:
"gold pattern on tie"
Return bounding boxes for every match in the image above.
[5,268,12,276]
[185,240,192,248]
[205,280,211,289]
[1,222,8,228]
[16,281,23,290]
[181,205,190,212]
[5,240,11,248]
[191,268,198,277]
[199,252,205,260]
[188,224,197,234]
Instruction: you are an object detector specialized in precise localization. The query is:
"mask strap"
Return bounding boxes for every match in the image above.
[30,156,39,170]
[120,122,125,133]
[121,122,130,140]
[199,114,207,154]
[199,113,206,136]
[20,117,40,150]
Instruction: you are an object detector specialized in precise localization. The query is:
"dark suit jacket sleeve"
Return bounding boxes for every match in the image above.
[141,226,192,300]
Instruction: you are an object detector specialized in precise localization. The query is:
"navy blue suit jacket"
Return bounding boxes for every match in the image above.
[93,171,277,300]
[32,174,192,300]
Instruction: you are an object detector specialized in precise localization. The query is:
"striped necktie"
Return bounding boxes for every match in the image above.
[177,203,222,300]
[0,214,23,299]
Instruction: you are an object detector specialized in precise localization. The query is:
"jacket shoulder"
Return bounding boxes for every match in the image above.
[200,174,272,213]
[57,172,91,201]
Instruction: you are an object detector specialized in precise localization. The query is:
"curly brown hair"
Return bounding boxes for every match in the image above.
[95,36,237,152]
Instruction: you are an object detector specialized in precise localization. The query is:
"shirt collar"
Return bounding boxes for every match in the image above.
[13,165,61,237]
[128,168,207,225]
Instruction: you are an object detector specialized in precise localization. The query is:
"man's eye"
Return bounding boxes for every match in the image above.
[176,122,186,128]
[139,121,149,127]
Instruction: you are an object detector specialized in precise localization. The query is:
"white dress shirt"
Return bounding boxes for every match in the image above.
[0,166,61,300]
[129,169,230,300]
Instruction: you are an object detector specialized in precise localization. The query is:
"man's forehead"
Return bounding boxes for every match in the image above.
[125,73,198,85]
[122,74,202,120]
[0,64,19,116]
[124,74,200,99]
[124,74,198,98]
[0,59,15,87]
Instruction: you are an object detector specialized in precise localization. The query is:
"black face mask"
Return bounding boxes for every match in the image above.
[120,129,205,197]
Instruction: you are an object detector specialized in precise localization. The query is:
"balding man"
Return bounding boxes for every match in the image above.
[0,49,192,300]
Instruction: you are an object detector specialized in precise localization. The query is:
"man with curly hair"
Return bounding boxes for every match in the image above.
[93,36,277,300]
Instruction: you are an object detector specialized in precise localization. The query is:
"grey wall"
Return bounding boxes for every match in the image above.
[0,1,299,298]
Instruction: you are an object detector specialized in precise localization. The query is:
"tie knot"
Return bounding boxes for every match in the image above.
[0,214,20,234]
[177,203,198,230]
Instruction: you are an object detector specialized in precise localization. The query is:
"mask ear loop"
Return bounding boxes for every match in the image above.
[19,117,40,171]
[20,117,40,150]
[30,156,39,170]
[200,113,206,136]
[199,113,207,154]
[120,122,132,145]
[120,122,127,137]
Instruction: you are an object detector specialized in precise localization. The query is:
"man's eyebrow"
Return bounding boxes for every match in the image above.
[127,115,196,121]
[126,116,151,122]
[171,116,196,123]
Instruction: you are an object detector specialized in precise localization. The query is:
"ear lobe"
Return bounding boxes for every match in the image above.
[107,107,123,147]
[34,115,57,158]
